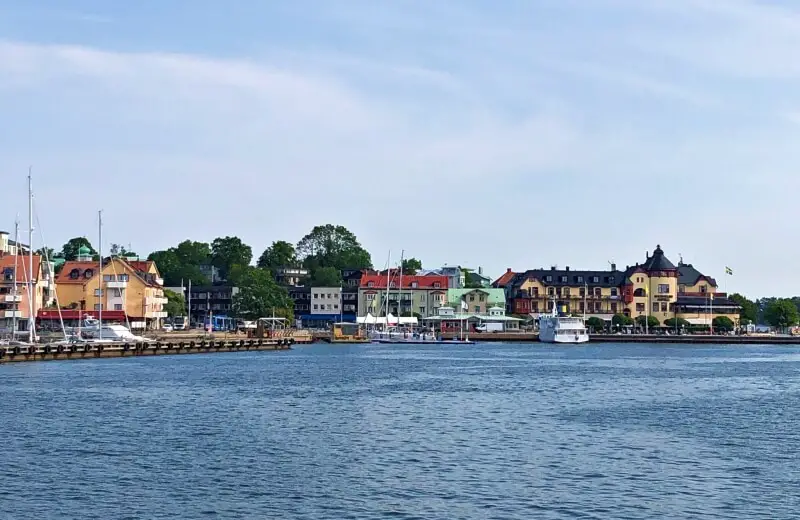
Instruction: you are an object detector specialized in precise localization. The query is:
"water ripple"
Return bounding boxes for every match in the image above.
[1,343,799,519]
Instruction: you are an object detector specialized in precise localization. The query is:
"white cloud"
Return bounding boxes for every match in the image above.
[2,0,800,297]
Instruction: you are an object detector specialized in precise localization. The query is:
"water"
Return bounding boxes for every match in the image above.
[2,343,800,519]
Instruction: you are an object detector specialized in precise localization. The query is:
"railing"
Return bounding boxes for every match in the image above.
[2,294,23,302]
[106,280,128,289]
[1,310,23,318]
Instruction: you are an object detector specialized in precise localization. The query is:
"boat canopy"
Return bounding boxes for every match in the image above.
[357,313,418,325]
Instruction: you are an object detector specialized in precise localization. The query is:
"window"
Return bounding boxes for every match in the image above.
[367,282,374,288]
[611,303,617,313]
[545,276,552,282]
[103,274,115,281]
[411,282,418,288]
[700,285,707,293]
[660,302,668,312]
[313,304,319,310]
[114,304,123,311]
[327,304,333,310]
[474,306,480,312]
[594,302,601,311]
[652,302,659,312]
[94,304,102,311]
[434,293,443,302]
[327,293,332,299]
[579,287,586,297]
[547,287,555,296]
[609,276,615,284]
[658,284,669,294]
[119,274,129,282]
[610,288,618,296]
[334,304,339,310]
[420,307,426,315]
[592,276,599,283]
[594,288,601,297]
[313,293,318,299]
[532,302,539,312]
[469,295,475,302]
[579,302,584,311]
[560,276,568,283]
[433,282,441,288]
[479,295,485,302]
[636,303,645,312]
[94,289,103,296]
[564,288,571,297]
[577,276,584,283]
[111,289,121,297]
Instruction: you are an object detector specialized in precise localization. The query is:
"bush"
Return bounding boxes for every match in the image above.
[664,317,690,329]
[585,317,605,332]
[712,316,735,332]
[635,315,660,329]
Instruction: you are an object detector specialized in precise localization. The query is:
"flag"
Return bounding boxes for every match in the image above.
[461,298,468,311]
[725,266,733,276]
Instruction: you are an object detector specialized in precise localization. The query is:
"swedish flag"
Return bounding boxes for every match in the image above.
[725,266,733,276]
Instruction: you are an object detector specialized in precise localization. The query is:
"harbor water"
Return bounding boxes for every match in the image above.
[2,342,799,519]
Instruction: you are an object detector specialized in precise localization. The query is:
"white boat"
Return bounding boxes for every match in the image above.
[368,326,438,343]
[538,304,589,344]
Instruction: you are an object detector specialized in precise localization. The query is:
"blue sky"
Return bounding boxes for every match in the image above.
[1,0,799,297]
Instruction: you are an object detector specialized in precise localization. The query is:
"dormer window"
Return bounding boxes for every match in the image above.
[576,276,584,283]
[433,282,441,288]
[560,276,568,283]
[592,276,599,283]
[545,275,552,282]
[69,269,80,279]
[84,269,94,279]
[389,281,396,288]
[411,281,418,288]
[367,281,375,288]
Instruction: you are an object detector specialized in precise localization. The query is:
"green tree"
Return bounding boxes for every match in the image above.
[148,248,209,287]
[35,247,54,260]
[174,240,211,265]
[729,293,758,325]
[585,316,605,332]
[309,266,342,287]
[297,224,372,273]
[163,289,186,317]
[60,237,96,261]
[109,243,138,257]
[635,315,660,330]
[612,314,634,328]
[232,266,294,321]
[763,298,799,329]
[712,316,735,332]
[211,236,252,279]
[401,258,422,275]
[664,317,690,329]
[257,240,297,271]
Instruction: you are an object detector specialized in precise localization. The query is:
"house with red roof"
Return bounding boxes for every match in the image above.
[358,273,448,318]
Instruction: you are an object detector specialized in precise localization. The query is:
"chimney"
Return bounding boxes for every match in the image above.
[611,263,616,271]
[565,266,570,271]
[506,268,511,273]
[478,266,483,275]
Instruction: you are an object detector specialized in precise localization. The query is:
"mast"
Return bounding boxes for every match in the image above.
[188,279,192,328]
[398,249,404,321]
[98,210,103,340]
[12,217,19,338]
[27,170,35,343]
[385,250,391,320]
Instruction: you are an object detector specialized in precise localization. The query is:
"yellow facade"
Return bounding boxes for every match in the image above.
[55,258,167,324]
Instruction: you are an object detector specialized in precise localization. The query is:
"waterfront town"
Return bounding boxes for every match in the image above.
[0,226,754,338]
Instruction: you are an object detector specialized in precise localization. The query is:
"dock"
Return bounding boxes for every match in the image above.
[0,336,304,364]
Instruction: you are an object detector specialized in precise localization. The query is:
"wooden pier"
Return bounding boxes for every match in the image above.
[0,337,298,364]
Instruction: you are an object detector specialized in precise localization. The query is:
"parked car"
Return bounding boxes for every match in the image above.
[162,324,174,332]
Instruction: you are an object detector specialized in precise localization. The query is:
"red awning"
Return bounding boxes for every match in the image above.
[37,310,129,320]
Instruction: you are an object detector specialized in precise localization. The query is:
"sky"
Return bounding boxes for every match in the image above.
[1,0,799,298]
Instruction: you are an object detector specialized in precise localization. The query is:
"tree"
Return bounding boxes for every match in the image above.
[585,317,605,332]
[232,266,294,321]
[309,266,342,287]
[257,240,297,271]
[148,248,209,287]
[763,298,799,330]
[297,224,372,272]
[35,247,55,260]
[174,240,211,265]
[664,317,690,329]
[109,243,138,257]
[729,293,758,325]
[401,258,422,275]
[635,315,660,330]
[211,236,253,279]
[712,316,735,332]
[60,237,96,261]
[163,289,186,317]
[612,314,634,329]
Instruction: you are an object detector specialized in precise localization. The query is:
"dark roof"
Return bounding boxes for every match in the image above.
[641,245,676,271]
[675,295,739,308]
[677,262,717,287]
[511,268,625,288]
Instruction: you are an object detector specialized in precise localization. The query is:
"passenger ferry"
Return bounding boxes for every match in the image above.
[538,303,589,344]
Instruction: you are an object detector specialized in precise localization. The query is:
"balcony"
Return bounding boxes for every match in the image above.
[1,310,22,318]
[106,280,128,289]
[155,277,164,286]
[2,294,23,302]
[146,296,168,305]
[146,311,168,318]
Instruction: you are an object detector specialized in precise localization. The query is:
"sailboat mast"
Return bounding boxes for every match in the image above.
[27,170,35,343]
[98,210,103,340]
[384,250,391,319]
[398,249,404,319]
[12,217,19,338]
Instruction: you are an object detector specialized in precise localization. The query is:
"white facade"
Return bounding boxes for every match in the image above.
[311,287,342,315]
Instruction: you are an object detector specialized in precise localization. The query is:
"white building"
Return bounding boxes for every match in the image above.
[308,286,342,327]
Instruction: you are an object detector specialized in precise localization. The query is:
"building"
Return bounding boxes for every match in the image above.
[300,286,342,328]
[288,286,311,323]
[505,265,625,320]
[464,267,492,288]
[187,285,239,330]
[55,248,168,329]
[503,245,741,328]
[446,288,507,314]
[422,303,522,333]
[0,254,47,335]
[420,266,465,289]
[358,274,448,318]
[274,267,309,287]
[199,264,223,284]
[0,231,29,256]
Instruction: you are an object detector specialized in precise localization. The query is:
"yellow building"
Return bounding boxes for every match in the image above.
[502,245,740,328]
[55,249,167,328]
